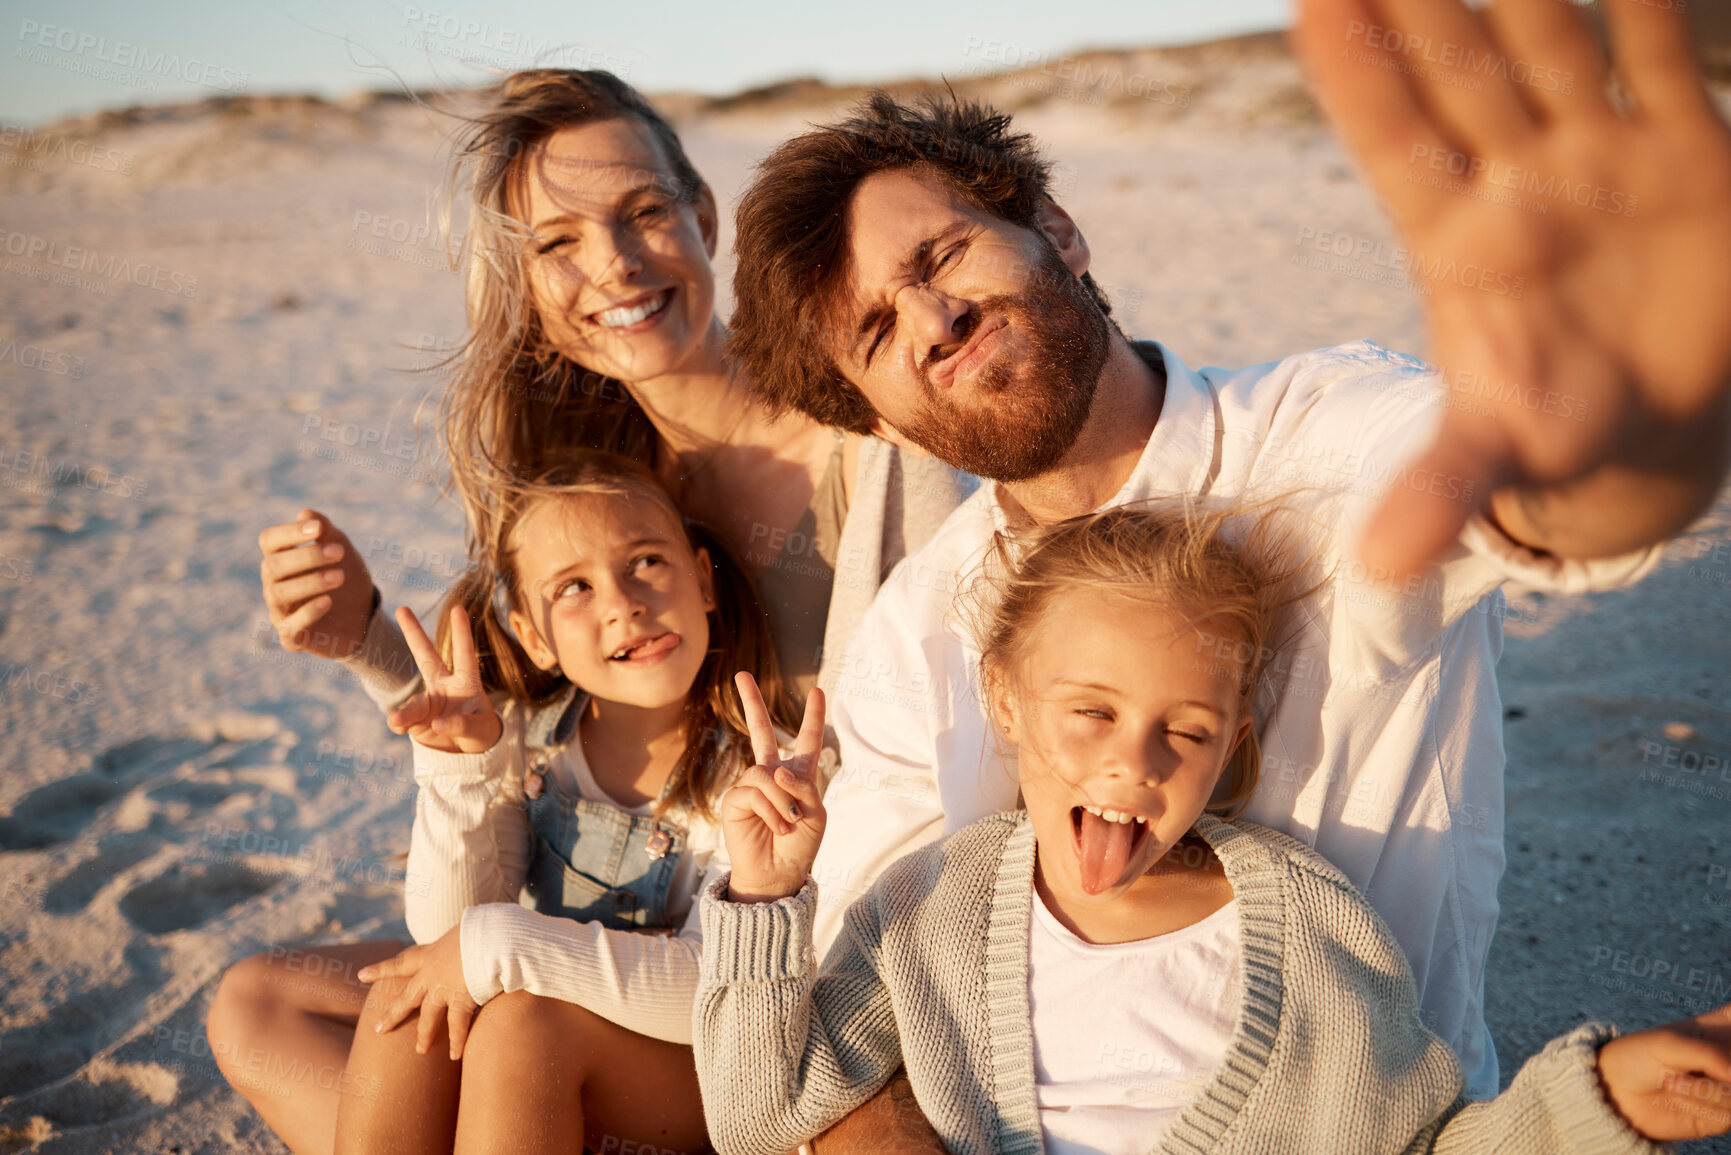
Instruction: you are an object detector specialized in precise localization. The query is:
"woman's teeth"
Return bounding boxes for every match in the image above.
[595,291,671,329]
[1080,804,1145,826]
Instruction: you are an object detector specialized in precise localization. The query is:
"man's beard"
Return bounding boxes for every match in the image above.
[894,246,1110,482]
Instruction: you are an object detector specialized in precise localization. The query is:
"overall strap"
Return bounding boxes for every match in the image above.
[524,684,583,754]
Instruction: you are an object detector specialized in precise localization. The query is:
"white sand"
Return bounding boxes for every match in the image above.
[1,40,1727,1153]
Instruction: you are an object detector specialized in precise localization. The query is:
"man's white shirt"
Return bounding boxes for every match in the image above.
[815,340,1656,1100]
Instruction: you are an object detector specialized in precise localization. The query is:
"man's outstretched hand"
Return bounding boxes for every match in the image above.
[1296,0,1731,576]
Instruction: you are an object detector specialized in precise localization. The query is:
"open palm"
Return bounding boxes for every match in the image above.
[1296,0,1731,573]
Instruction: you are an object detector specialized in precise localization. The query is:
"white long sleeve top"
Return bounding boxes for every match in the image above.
[812,340,1660,1100]
[403,696,730,1045]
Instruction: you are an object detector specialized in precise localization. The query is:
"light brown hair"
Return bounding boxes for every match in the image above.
[437,449,796,820]
[969,503,1317,818]
[729,90,1118,434]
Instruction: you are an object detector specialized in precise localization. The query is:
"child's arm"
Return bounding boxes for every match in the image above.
[1427,1003,1731,1152]
[448,852,725,1044]
[394,603,520,941]
[695,878,903,1155]
[358,604,525,1060]
[692,674,904,1153]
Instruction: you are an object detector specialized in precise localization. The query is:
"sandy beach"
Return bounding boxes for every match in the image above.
[1,35,1728,1152]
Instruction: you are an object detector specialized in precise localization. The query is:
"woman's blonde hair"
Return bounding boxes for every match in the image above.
[435,449,796,820]
[437,69,707,555]
[969,502,1318,818]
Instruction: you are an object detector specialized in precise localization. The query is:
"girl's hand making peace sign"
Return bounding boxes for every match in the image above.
[385,604,502,755]
[721,673,826,904]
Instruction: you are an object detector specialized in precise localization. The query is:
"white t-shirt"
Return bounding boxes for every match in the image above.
[812,340,1658,1098]
[1029,892,1241,1155]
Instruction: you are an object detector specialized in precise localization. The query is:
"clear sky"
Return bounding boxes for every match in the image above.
[1,0,1290,125]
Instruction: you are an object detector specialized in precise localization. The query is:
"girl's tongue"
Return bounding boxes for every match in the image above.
[1074,807,1139,895]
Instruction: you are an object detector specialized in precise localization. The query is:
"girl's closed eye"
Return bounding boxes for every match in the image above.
[536,234,576,256]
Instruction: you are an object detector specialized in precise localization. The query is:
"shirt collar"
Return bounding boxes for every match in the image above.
[988,338,1219,531]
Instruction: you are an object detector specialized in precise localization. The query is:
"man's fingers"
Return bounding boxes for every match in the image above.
[1294,0,1459,222]
[1371,0,1538,151]
[397,606,451,685]
[734,672,781,770]
[1479,0,1614,124]
[1602,0,1717,124]
[447,1003,474,1061]
[1357,433,1502,583]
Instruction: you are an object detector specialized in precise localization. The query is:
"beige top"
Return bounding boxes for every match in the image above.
[749,430,848,700]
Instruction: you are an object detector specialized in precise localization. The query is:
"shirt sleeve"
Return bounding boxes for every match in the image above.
[1247,346,1659,671]
[454,849,728,1044]
[335,602,423,714]
[694,876,902,1155]
[402,710,533,945]
[812,518,1022,953]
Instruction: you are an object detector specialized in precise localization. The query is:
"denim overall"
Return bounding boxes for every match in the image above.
[519,687,688,931]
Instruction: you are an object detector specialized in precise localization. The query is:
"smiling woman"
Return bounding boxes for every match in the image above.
[224,67,971,1155]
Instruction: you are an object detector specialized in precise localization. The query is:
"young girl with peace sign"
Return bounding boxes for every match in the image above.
[326,448,818,1153]
[698,506,1731,1155]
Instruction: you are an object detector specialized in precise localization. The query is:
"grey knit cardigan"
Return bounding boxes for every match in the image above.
[695,813,1666,1155]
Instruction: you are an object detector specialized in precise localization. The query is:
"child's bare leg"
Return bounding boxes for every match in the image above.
[811,1070,945,1154]
[332,967,464,1154]
[205,939,404,1155]
[452,990,710,1155]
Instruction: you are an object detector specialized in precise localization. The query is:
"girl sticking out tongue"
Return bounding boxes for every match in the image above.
[695,504,1731,1155]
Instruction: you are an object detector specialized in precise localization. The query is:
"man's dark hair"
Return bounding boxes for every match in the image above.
[729,91,1115,433]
